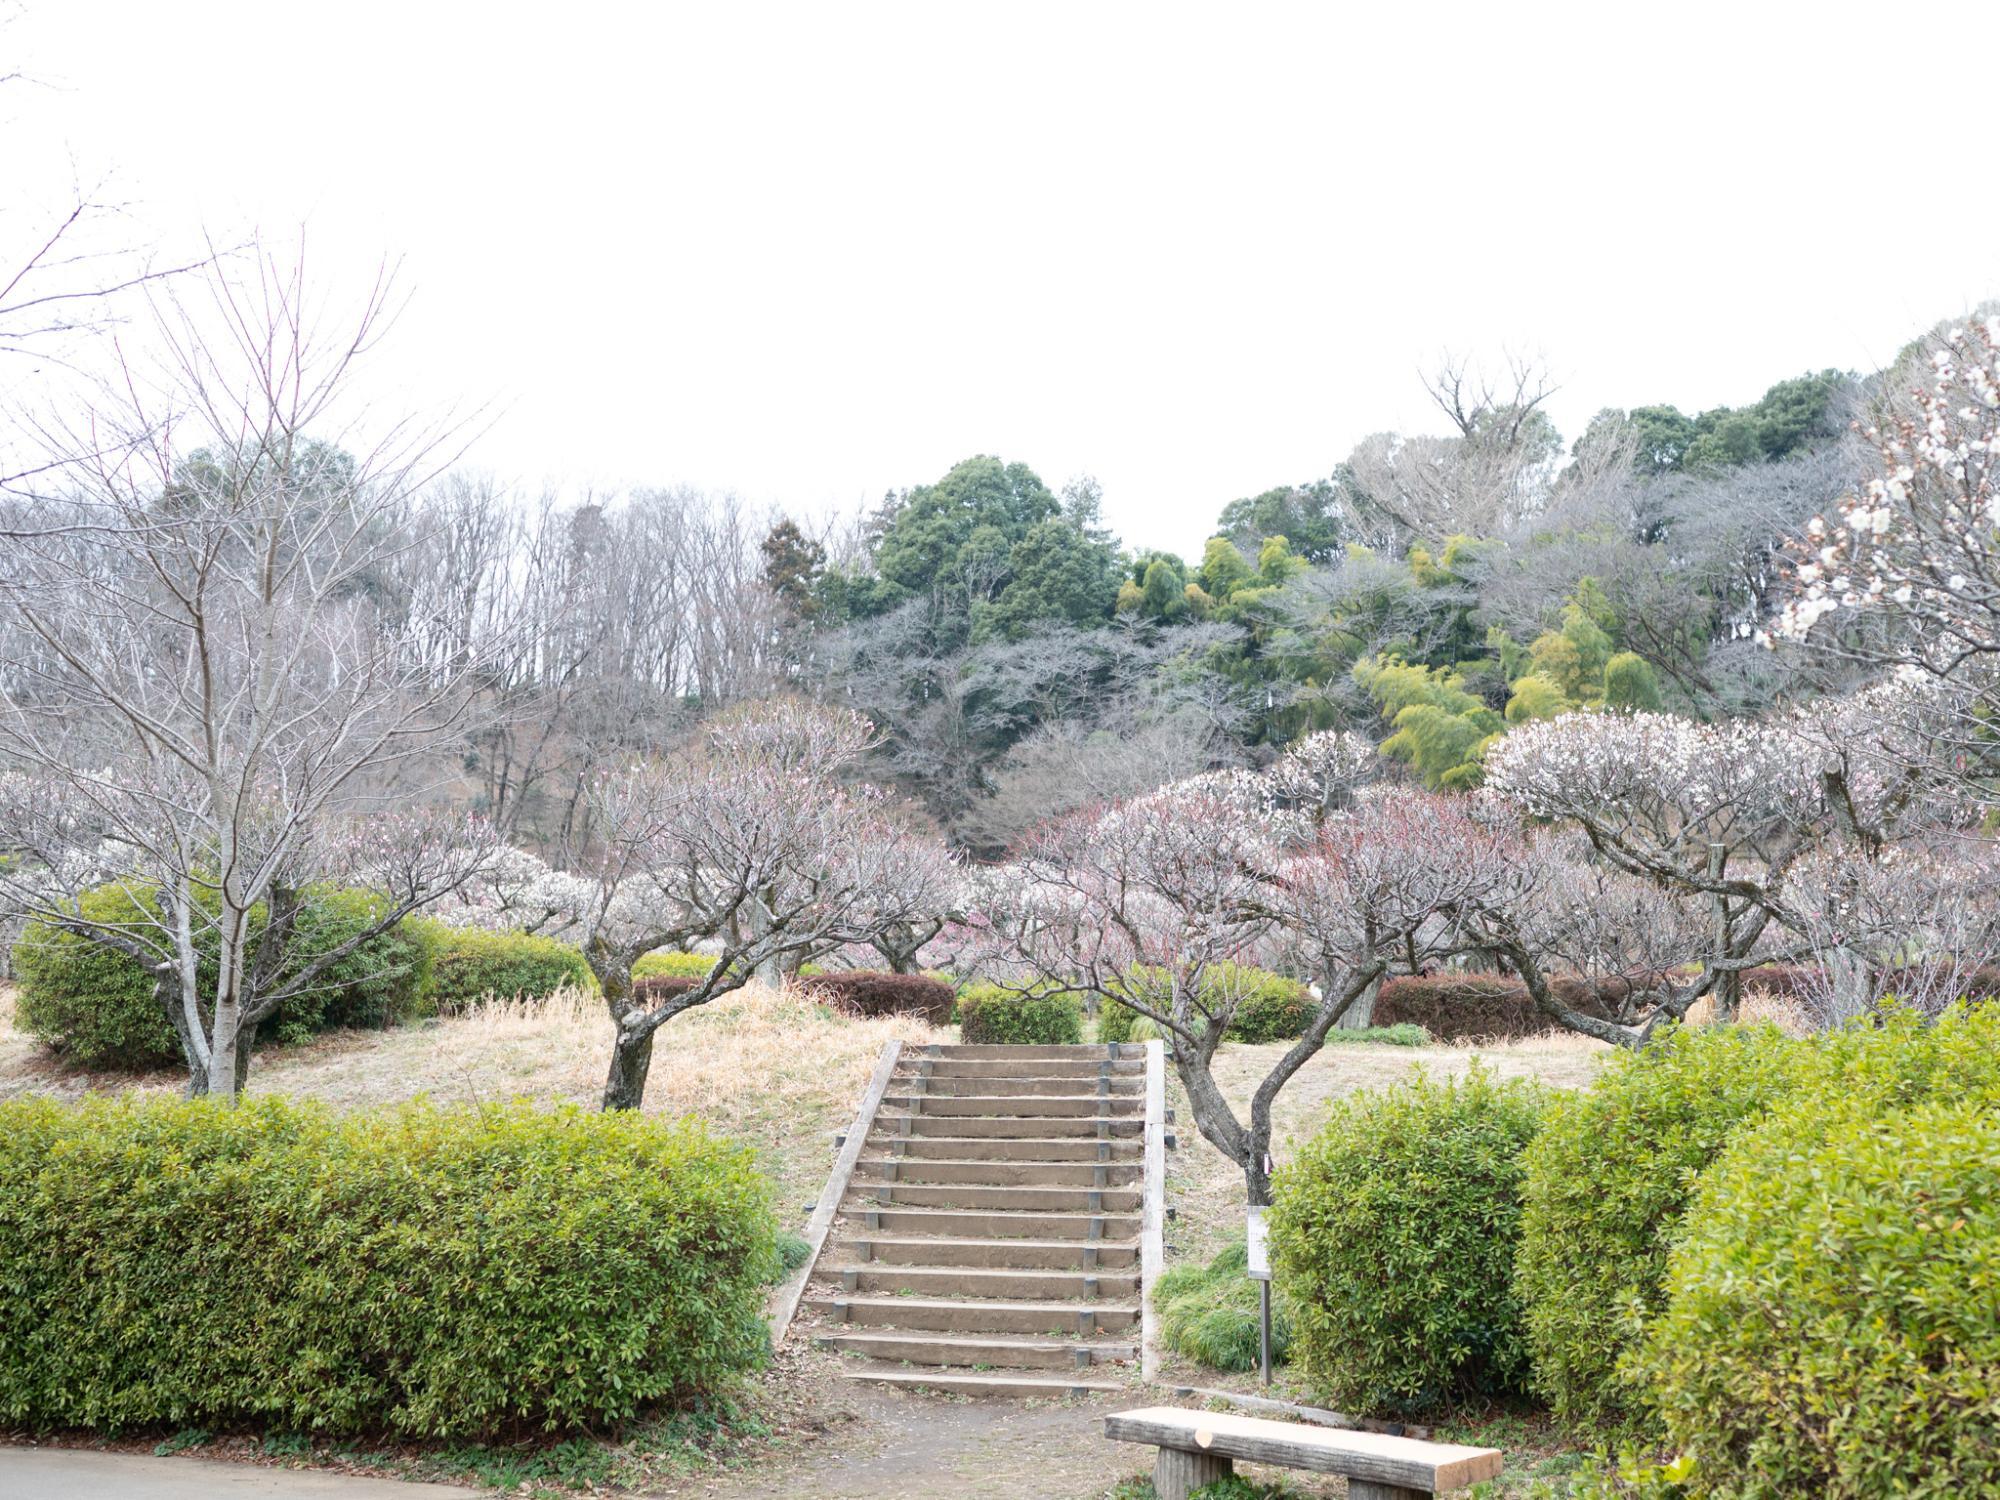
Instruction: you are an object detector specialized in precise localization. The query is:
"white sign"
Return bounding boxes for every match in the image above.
[1245,1205,1271,1281]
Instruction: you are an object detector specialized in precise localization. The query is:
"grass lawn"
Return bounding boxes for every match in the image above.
[0,984,1613,1497]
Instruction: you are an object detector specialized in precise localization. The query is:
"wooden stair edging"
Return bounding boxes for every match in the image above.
[767,1037,903,1347]
[1140,1036,1166,1384]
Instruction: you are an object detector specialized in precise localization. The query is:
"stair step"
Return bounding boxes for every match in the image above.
[911,1057,1145,1079]
[882,1093,1142,1118]
[836,1361,1127,1397]
[846,1206,1140,1240]
[880,1135,1142,1161]
[842,1234,1139,1270]
[900,1074,1143,1099]
[848,1182,1143,1213]
[856,1158,1143,1188]
[818,1330,1138,1369]
[886,1114,1143,1140]
[818,1263,1142,1300]
[919,1044,1128,1060]
[807,1294,1141,1334]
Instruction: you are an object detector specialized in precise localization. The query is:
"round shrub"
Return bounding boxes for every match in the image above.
[1636,1097,2000,1496]
[1217,963,1315,1043]
[1270,1063,1549,1413]
[0,1094,779,1437]
[415,922,595,1013]
[275,886,434,1038]
[956,984,1083,1045]
[1513,1021,1801,1432]
[13,883,431,1070]
[633,949,725,981]
[1099,962,1313,1046]
[11,885,168,1068]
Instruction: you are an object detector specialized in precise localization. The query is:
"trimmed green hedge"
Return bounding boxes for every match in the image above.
[1099,963,1313,1046]
[633,949,726,982]
[12,883,431,1070]
[955,984,1083,1045]
[0,1095,778,1437]
[413,922,594,1013]
[1639,1096,2000,1495]
[1270,1063,1549,1414]
[1514,1022,1802,1432]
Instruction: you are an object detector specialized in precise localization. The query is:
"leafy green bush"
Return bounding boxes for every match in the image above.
[12,883,430,1070]
[633,949,726,981]
[276,887,433,1038]
[1635,1095,2000,1496]
[955,983,1083,1045]
[0,1094,778,1437]
[414,922,594,1013]
[1513,1022,1802,1432]
[1099,963,1313,1046]
[1271,1063,1548,1413]
[1153,1239,1289,1373]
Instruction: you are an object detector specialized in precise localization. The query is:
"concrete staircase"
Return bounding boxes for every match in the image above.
[804,1043,1160,1398]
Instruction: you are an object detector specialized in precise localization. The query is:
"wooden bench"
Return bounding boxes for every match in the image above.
[1105,1406,1503,1500]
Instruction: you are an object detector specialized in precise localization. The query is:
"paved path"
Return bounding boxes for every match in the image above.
[0,1447,470,1498]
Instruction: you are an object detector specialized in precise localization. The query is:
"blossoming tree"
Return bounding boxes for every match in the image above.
[982,766,1508,1207]
[476,700,960,1109]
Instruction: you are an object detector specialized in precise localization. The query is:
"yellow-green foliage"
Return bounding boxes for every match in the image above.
[1098,963,1311,1045]
[1271,1063,1550,1413]
[633,949,728,981]
[1639,1087,2000,1495]
[0,1095,779,1437]
[955,984,1083,1045]
[411,922,595,1013]
[1514,1023,1802,1431]
[1355,658,1503,791]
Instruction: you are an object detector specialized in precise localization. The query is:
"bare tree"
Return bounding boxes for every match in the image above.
[471,700,958,1109]
[0,246,504,1096]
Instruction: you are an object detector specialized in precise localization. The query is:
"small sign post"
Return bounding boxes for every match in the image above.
[1246,1203,1273,1386]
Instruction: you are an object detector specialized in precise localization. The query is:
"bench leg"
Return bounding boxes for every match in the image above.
[1349,1482,1428,1500]
[1154,1446,1232,1500]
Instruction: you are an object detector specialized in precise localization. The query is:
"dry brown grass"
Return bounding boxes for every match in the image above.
[0,982,951,1230]
[1164,1031,1611,1271]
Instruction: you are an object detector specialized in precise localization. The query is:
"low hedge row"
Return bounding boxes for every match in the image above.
[800,971,954,1025]
[1371,972,1624,1041]
[1099,963,1314,1046]
[955,984,1083,1045]
[0,1095,778,1437]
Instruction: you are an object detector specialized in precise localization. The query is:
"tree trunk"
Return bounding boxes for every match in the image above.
[602,1024,657,1111]
[1335,982,1377,1030]
[1824,947,1875,1025]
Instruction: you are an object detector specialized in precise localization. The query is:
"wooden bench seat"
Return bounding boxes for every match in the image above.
[1104,1405,1503,1500]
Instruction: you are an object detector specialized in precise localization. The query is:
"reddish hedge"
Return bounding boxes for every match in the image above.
[1373,974,1625,1042]
[1739,964,2000,1005]
[800,971,954,1025]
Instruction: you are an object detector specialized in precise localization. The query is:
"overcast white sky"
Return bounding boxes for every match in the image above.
[10,1,2000,556]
